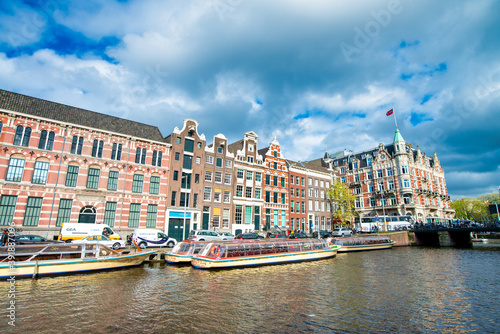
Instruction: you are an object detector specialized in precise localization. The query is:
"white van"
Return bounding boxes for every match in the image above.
[58,223,121,242]
[132,229,177,248]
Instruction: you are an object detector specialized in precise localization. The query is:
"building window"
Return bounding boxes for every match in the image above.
[216,158,223,167]
[171,191,177,206]
[128,203,141,228]
[367,171,373,180]
[6,157,25,182]
[255,188,261,199]
[65,165,79,187]
[388,180,395,190]
[225,160,232,168]
[150,176,160,194]
[214,191,221,202]
[402,179,411,188]
[273,192,278,204]
[224,191,230,203]
[246,171,253,180]
[13,125,32,147]
[401,166,409,174]
[281,193,285,204]
[377,169,383,178]
[38,130,55,150]
[215,172,222,183]
[370,197,376,207]
[184,139,194,153]
[193,193,198,208]
[353,162,358,169]
[237,169,244,179]
[273,176,278,186]
[378,181,385,191]
[0,195,17,226]
[223,209,230,228]
[91,139,104,158]
[103,202,117,227]
[235,206,243,224]
[206,155,214,164]
[175,152,180,161]
[135,148,147,164]
[265,174,270,185]
[205,171,213,182]
[152,150,163,166]
[245,187,252,198]
[196,156,201,165]
[70,136,84,155]
[247,156,254,163]
[56,199,73,227]
[183,155,193,169]
[244,206,252,224]
[224,173,231,185]
[132,173,144,193]
[236,185,243,197]
[265,191,270,202]
[146,204,158,228]
[217,147,223,154]
[23,197,43,226]
[204,187,212,201]
[291,200,295,213]
[32,160,49,184]
[111,143,122,160]
[354,174,359,182]
[387,168,393,176]
[86,168,100,189]
[23,196,43,226]
[255,172,262,182]
[367,157,372,166]
[281,177,285,187]
[340,167,345,174]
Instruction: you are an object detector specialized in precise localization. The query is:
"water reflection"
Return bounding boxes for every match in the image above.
[1,247,498,333]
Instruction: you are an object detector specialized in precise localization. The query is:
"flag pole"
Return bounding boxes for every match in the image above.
[393,109,398,129]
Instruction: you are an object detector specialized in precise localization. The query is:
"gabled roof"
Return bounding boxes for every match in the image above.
[0,89,165,142]
[227,139,244,154]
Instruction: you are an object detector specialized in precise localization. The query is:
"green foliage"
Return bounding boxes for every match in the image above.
[327,179,355,226]
[451,192,500,221]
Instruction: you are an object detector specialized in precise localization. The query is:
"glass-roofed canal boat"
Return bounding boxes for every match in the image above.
[190,239,340,269]
[329,236,395,252]
[165,240,213,264]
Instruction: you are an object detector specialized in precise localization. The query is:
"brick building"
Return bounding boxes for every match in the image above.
[0,90,170,240]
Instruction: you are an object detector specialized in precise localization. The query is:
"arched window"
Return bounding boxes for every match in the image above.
[78,206,96,224]
[13,125,32,147]
[91,139,104,158]
[5,155,25,182]
[32,158,50,184]
[38,130,55,150]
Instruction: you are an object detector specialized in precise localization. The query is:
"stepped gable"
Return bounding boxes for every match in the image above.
[0,89,165,142]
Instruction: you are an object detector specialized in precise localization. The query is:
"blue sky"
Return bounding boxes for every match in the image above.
[1,0,499,199]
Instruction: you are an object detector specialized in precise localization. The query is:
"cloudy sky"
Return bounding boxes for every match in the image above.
[1,0,499,199]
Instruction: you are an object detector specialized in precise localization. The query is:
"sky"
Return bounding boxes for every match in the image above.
[0,0,499,200]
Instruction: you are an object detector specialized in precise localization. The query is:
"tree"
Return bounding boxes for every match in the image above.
[327,179,355,227]
[451,197,489,221]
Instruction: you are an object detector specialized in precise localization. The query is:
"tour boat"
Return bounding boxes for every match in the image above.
[190,239,339,269]
[165,240,211,264]
[0,243,155,278]
[329,236,395,252]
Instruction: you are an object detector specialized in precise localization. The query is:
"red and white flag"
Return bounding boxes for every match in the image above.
[386,109,394,116]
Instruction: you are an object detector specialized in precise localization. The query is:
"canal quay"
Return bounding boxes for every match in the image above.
[1,242,499,334]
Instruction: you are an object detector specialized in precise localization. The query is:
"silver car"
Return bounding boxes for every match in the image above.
[331,228,353,237]
[188,230,224,241]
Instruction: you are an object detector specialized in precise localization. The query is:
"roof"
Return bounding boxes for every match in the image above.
[0,89,166,142]
[393,128,405,142]
[227,139,244,154]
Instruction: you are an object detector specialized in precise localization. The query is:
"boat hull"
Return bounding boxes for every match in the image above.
[191,249,337,269]
[165,254,193,264]
[337,242,394,252]
[0,251,155,278]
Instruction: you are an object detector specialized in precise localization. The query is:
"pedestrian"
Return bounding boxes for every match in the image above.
[1,229,8,246]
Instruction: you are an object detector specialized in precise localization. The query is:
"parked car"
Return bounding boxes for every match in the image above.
[331,228,353,237]
[311,230,331,239]
[218,232,235,240]
[71,235,125,250]
[267,232,287,239]
[14,235,64,245]
[132,229,177,248]
[188,229,224,241]
[235,233,261,240]
[288,233,309,239]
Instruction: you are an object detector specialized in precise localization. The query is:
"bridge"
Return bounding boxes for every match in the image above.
[410,226,500,247]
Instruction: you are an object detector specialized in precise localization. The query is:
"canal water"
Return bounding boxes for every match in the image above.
[1,246,499,334]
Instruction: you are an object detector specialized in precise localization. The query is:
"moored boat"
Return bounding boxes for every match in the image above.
[329,236,395,252]
[0,243,155,278]
[165,240,211,264]
[191,239,339,269]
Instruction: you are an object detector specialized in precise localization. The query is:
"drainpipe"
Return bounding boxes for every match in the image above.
[46,126,68,238]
